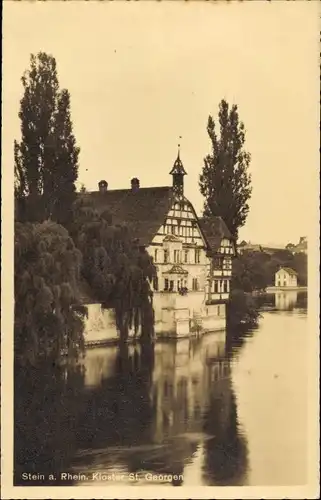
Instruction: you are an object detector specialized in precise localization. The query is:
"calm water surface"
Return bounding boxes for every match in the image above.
[15,292,308,487]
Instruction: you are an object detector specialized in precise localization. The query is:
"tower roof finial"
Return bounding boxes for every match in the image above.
[169,136,187,176]
[178,135,182,158]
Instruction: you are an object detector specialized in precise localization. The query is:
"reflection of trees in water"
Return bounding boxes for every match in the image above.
[75,337,249,487]
[14,361,85,485]
[73,343,156,469]
[202,371,248,486]
[296,291,307,310]
[15,331,251,487]
[253,292,275,310]
[225,323,257,358]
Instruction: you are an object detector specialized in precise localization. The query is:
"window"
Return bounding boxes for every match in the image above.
[184,250,189,263]
[192,278,199,291]
[164,278,169,291]
[171,225,175,234]
[214,281,219,293]
[218,306,220,316]
[213,257,222,269]
[195,249,201,264]
[174,250,180,263]
[169,280,174,292]
[164,250,169,263]
[222,280,228,293]
[154,249,158,263]
[153,276,159,291]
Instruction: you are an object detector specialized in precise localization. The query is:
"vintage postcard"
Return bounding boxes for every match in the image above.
[1,0,319,499]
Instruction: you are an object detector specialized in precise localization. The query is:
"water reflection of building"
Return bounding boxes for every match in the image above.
[151,333,227,443]
[72,332,248,486]
[274,290,298,311]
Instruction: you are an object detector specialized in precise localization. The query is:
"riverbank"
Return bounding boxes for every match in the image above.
[265,286,308,293]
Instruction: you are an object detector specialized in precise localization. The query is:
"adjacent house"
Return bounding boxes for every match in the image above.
[275,267,298,288]
[80,151,236,339]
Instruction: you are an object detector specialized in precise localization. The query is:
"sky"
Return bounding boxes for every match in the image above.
[2,0,319,246]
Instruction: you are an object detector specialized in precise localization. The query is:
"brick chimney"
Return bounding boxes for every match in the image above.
[131,177,140,192]
[98,180,108,193]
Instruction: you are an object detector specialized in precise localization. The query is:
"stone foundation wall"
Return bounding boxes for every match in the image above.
[82,294,227,346]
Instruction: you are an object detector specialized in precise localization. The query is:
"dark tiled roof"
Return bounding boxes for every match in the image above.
[198,216,233,253]
[169,153,187,175]
[80,187,174,246]
[278,267,298,276]
[79,189,234,254]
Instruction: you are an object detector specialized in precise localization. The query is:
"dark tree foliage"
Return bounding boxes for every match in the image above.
[14,52,79,226]
[232,248,307,292]
[15,220,85,365]
[227,289,261,329]
[232,251,270,293]
[200,100,252,240]
[14,362,85,485]
[71,197,156,343]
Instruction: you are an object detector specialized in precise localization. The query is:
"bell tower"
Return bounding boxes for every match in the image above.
[169,145,187,198]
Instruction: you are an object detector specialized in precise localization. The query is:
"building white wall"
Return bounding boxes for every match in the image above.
[275,270,298,288]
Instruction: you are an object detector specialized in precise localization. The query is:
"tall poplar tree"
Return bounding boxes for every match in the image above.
[14,52,79,226]
[199,99,252,240]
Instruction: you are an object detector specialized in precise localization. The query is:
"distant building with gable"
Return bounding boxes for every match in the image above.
[275,267,298,288]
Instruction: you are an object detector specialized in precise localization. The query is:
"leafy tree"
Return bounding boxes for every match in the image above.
[227,289,261,329]
[199,99,252,240]
[292,252,307,286]
[15,220,85,365]
[14,52,79,226]
[232,250,270,293]
[71,197,156,343]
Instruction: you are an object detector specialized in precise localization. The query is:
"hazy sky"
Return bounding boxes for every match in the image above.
[3,1,319,245]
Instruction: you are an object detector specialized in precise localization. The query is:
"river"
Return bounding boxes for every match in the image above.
[14,291,308,487]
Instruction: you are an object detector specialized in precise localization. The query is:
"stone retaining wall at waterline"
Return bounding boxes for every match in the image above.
[81,293,226,346]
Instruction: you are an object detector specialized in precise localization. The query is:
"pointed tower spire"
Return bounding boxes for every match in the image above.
[169,139,187,198]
